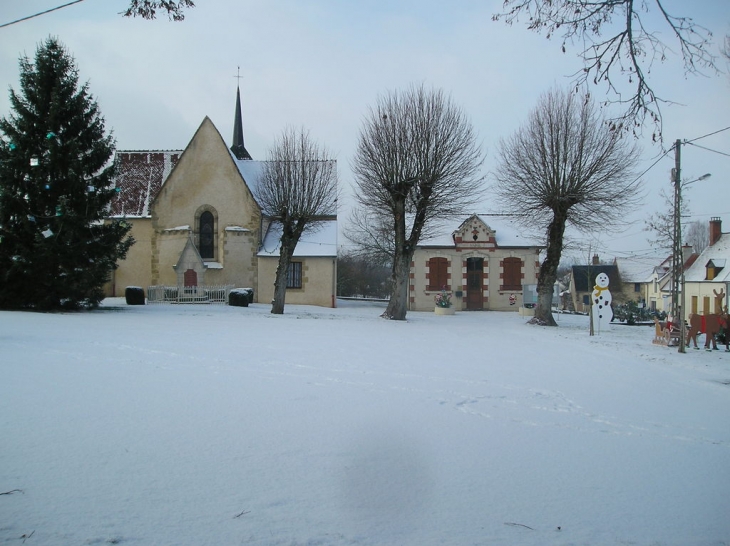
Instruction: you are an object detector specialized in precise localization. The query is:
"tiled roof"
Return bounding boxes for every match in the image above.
[109,151,182,217]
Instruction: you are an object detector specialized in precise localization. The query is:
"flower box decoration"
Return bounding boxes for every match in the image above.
[434,288,455,314]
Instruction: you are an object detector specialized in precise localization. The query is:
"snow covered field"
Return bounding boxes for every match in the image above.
[1,299,729,546]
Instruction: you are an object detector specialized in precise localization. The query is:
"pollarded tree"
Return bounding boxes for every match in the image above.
[493,0,719,140]
[352,84,485,320]
[0,37,133,310]
[494,87,642,326]
[257,127,338,315]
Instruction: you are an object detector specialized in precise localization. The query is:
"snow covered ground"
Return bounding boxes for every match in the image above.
[1,299,729,546]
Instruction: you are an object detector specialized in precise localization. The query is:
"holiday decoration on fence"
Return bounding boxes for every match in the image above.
[591,272,613,333]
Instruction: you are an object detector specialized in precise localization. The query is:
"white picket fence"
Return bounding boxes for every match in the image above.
[147,285,235,304]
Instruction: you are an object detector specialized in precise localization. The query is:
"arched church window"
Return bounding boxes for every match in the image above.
[199,211,215,259]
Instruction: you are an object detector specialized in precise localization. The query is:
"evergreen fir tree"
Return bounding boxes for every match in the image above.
[0,37,133,310]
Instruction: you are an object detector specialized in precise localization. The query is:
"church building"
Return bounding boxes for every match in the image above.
[105,87,338,307]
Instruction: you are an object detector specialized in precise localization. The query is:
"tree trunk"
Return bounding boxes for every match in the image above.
[383,201,411,320]
[271,239,296,315]
[383,247,411,320]
[531,211,567,326]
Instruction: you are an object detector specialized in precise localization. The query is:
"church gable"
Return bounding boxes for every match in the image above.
[151,117,258,224]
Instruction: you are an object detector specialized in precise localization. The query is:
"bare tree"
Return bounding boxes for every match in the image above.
[258,127,338,314]
[493,0,719,140]
[343,207,394,267]
[494,87,642,326]
[644,189,689,251]
[123,0,195,20]
[337,250,391,299]
[351,84,485,320]
[684,219,709,255]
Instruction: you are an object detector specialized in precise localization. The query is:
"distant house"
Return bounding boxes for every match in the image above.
[612,251,699,312]
[105,87,337,307]
[682,217,730,320]
[569,256,621,313]
[409,214,542,311]
[613,256,656,305]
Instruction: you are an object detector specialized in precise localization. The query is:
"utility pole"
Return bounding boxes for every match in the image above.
[673,139,686,353]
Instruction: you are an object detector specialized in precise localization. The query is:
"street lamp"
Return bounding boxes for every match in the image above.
[674,171,711,353]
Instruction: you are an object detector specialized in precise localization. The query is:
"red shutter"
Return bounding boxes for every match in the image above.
[428,258,449,291]
[501,258,522,291]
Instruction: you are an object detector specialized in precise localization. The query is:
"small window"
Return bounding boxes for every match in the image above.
[634,283,641,292]
[427,257,449,291]
[287,262,302,289]
[199,211,215,259]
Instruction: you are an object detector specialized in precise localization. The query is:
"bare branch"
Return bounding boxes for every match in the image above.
[122,1,195,21]
[493,0,719,140]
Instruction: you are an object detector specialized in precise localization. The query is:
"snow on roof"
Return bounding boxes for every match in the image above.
[418,214,542,247]
[230,155,337,210]
[614,255,666,283]
[230,155,265,200]
[258,220,337,258]
[684,232,730,282]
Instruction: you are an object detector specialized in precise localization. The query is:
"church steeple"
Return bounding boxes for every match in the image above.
[231,81,252,160]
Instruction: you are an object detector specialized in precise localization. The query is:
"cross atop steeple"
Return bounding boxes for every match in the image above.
[231,67,252,160]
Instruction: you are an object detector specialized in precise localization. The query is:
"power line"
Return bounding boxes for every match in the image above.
[684,141,730,159]
[0,0,87,29]
[685,125,730,144]
[630,147,673,185]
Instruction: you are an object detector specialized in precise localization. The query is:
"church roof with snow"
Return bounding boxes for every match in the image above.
[109,150,181,217]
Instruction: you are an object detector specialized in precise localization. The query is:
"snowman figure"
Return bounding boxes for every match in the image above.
[591,272,613,332]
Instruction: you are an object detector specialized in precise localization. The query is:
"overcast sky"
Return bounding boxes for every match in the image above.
[1,0,728,261]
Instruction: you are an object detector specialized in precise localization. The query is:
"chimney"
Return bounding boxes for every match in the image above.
[710,217,722,246]
[592,254,600,265]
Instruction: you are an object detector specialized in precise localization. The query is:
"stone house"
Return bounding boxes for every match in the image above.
[409,214,542,311]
